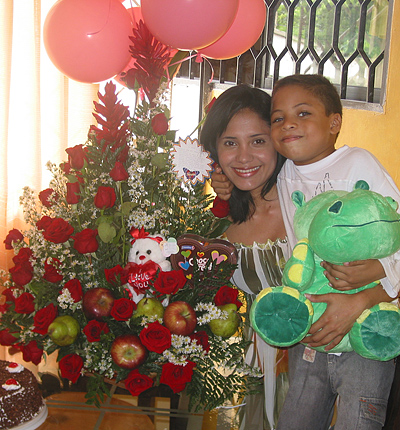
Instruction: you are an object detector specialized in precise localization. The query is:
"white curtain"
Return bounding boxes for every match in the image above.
[0,0,100,271]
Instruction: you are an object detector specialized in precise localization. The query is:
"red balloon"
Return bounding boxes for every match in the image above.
[44,0,132,83]
[199,0,267,60]
[141,0,239,51]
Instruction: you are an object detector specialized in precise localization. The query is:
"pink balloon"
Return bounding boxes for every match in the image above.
[44,0,132,83]
[125,5,143,25]
[113,7,143,87]
[141,0,239,51]
[199,0,267,60]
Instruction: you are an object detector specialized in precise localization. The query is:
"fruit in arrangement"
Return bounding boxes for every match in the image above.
[110,334,148,369]
[163,301,197,336]
[134,297,164,320]
[48,315,80,346]
[208,304,241,338]
[82,287,115,320]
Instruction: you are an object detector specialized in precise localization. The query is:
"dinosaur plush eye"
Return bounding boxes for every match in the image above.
[328,201,342,214]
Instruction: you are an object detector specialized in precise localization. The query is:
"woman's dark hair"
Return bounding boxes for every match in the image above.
[200,84,286,224]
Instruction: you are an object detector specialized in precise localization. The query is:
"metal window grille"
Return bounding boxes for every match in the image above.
[176,0,391,109]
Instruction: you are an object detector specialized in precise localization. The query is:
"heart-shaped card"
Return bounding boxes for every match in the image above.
[170,234,238,284]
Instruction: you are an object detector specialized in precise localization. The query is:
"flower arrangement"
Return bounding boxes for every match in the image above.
[0,21,261,411]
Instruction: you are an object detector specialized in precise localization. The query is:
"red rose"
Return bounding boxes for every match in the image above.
[154,270,186,295]
[66,144,87,170]
[62,279,83,302]
[111,298,136,321]
[190,330,210,353]
[36,215,52,231]
[9,263,33,286]
[12,247,34,266]
[2,287,21,303]
[33,303,58,335]
[4,229,24,250]
[110,161,129,181]
[122,261,159,295]
[160,361,196,393]
[139,321,171,353]
[83,320,110,342]
[39,188,58,207]
[214,285,242,309]
[59,354,84,383]
[104,265,124,284]
[0,329,18,346]
[20,340,43,365]
[72,229,98,254]
[60,162,71,174]
[124,369,153,396]
[10,248,34,286]
[210,196,230,218]
[43,258,63,283]
[151,112,169,135]
[94,186,116,209]
[66,182,81,204]
[41,217,74,244]
[14,292,35,314]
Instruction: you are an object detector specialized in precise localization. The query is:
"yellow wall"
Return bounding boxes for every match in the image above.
[339,0,400,185]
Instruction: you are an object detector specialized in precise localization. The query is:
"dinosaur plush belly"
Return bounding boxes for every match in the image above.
[250,183,400,361]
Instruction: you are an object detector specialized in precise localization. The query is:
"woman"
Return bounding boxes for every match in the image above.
[200,84,288,430]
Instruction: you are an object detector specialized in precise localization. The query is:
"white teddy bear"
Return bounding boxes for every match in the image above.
[124,227,172,303]
[128,236,171,271]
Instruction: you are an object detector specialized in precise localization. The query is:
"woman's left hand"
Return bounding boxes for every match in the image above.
[321,259,386,291]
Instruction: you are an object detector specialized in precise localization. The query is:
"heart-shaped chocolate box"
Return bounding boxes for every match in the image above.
[170,234,238,284]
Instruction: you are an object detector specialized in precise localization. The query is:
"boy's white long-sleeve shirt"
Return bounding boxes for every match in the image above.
[277,145,400,298]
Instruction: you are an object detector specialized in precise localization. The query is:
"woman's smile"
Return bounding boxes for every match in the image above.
[233,166,261,176]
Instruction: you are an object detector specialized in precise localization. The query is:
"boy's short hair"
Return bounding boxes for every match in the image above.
[273,74,343,117]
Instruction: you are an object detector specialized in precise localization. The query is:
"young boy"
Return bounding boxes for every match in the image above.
[211,74,400,429]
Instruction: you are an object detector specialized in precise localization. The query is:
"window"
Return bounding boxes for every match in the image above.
[177,0,392,110]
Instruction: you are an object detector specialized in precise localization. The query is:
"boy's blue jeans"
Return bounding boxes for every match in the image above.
[276,343,396,430]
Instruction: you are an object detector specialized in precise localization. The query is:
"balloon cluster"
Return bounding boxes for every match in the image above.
[44,0,266,84]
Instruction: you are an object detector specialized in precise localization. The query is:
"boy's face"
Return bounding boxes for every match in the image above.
[270,85,342,166]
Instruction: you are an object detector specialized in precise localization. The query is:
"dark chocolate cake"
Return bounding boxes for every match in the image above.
[0,361,45,429]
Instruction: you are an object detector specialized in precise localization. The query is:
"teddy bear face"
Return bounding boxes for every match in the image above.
[128,238,166,265]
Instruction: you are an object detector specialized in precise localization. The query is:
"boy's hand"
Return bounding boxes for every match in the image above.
[303,283,392,351]
[211,165,233,201]
[303,292,367,351]
[321,259,386,291]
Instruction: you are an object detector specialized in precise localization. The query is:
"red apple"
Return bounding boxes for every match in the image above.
[110,334,148,369]
[163,301,197,336]
[82,288,115,320]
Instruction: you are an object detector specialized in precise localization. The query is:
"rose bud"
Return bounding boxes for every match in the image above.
[151,113,169,135]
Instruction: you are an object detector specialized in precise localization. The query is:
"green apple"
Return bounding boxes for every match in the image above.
[48,315,80,346]
[134,297,164,320]
[209,304,241,338]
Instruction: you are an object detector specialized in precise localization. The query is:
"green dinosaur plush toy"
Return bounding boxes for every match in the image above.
[250,181,400,361]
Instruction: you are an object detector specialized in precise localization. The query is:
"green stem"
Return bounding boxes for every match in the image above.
[117,182,126,264]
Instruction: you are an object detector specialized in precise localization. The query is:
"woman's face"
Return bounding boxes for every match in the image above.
[216,108,277,197]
